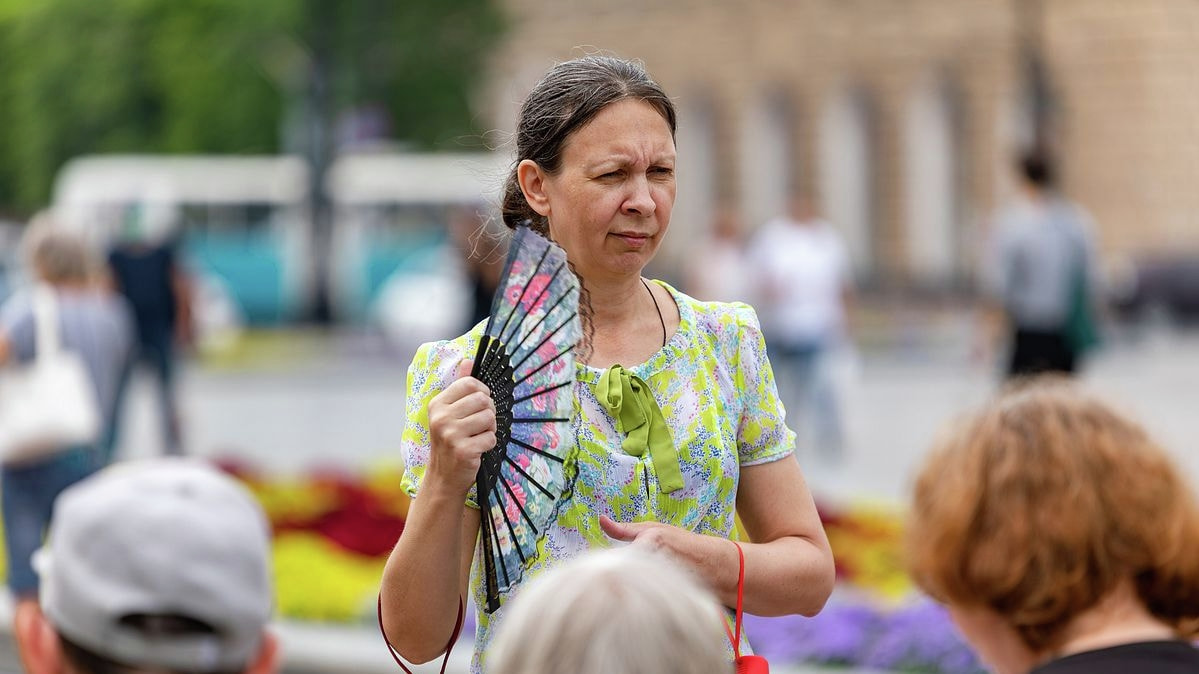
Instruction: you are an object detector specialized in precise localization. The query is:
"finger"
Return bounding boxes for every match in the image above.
[456,358,474,379]
[435,376,491,408]
[433,405,497,447]
[451,390,496,417]
[456,430,497,459]
[454,407,499,439]
[599,515,641,542]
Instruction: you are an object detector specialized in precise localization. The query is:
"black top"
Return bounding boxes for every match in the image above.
[1032,640,1199,674]
[108,242,177,342]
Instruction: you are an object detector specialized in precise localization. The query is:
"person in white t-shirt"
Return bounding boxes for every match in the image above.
[747,195,852,462]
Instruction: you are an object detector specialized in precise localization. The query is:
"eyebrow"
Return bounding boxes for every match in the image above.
[585,152,676,171]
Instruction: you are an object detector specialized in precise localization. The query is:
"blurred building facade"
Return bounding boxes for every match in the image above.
[482,0,1199,293]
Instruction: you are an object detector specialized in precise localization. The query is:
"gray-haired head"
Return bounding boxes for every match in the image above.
[22,213,94,286]
[488,546,730,674]
[501,55,677,234]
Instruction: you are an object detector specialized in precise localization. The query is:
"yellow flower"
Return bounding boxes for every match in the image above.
[273,533,387,622]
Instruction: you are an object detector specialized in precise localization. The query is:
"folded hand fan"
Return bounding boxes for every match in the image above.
[471,223,581,613]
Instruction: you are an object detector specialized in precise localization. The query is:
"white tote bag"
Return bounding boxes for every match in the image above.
[0,286,101,464]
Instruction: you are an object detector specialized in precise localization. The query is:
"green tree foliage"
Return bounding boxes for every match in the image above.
[0,0,505,214]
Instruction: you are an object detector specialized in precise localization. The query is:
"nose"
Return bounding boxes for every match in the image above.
[622,175,656,217]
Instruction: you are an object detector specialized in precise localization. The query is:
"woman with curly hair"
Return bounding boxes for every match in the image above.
[907,379,1199,673]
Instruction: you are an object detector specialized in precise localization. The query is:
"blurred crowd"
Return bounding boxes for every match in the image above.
[0,208,191,645]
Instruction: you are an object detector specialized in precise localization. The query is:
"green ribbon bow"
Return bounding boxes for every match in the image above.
[594,364,683,493]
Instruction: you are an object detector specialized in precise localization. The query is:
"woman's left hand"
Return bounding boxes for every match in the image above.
[597,455,835,617]
[599,515,738,598]
[599,515,688,552]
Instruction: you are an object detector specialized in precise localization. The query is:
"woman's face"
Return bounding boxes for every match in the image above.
[537,99,676,284]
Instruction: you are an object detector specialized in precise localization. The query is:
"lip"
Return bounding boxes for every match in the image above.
[611,231,652,247]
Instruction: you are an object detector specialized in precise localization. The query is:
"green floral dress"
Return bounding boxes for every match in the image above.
[400,281,796,672]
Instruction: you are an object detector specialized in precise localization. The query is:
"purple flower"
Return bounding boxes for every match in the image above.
[747,603,883,665]
[744,595,985,674]
[862,599,983,673]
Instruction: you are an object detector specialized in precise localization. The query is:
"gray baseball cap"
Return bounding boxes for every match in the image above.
[35,458,274,672]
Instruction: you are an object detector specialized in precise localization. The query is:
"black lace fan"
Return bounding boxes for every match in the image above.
[471,223,581,613]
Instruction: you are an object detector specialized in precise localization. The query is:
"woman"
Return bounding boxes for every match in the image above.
[380,55,834,671]
[907,379,1199,674]
[0,219,134,632]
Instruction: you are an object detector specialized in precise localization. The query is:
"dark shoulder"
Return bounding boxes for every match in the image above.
[1033,641,1199,674]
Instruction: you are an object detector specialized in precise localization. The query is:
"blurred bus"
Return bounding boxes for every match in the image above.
[325,151,508,341]
[52,155,312,326]
[52,152,510,337]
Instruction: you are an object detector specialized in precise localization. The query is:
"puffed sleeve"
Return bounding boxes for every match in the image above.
[731,303,797,465]
[398,335,482,508]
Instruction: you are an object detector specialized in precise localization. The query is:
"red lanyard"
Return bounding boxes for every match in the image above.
[724,541,770,674]
[376,594,464,674]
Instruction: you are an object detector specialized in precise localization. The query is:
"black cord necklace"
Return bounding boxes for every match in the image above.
[642,278,666,348]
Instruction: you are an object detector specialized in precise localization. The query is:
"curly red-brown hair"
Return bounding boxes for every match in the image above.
[906,378,1199,651]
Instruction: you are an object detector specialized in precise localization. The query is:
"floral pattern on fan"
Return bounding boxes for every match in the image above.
[471,223,581,613]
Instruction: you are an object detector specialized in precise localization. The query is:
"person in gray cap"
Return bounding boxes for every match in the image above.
[12,458,278,674]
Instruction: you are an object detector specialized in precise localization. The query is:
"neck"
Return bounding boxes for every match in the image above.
[585,275,647,325]
[1048,580,1178,662]
[578,273,669,368]
[1022,184,1050,202]
[43,279,90,291]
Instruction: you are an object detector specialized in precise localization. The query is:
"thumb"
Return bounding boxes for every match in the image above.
[456,358,475,380]
[599,515,642,542]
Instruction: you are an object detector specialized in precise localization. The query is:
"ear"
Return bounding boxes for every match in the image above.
[14,600,63,674]
[244,631,280,674]
[516,159,553,219]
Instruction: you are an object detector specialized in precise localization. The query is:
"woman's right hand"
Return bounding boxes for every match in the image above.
[425,359,497,497]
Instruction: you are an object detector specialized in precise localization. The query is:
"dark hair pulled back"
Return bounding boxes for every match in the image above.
[1019,147,1056,189]
[501,55,677,234]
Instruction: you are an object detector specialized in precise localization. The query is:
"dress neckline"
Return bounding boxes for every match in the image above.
[576,279,688,385]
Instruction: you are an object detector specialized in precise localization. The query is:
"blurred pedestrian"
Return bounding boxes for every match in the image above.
[107,202,193,455]
[907,379,1199,674]
[985,149,1101,378]
[489,547,732,674]
[14,458,278,674]
[448,205,507,331]
[0,216,134,613]
[687,206,751,303]
[746,193,853,463]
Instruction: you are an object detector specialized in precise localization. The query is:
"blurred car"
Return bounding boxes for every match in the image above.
[1108,254,1199,326]
[371,246,472,353]
[188,271,246,354]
